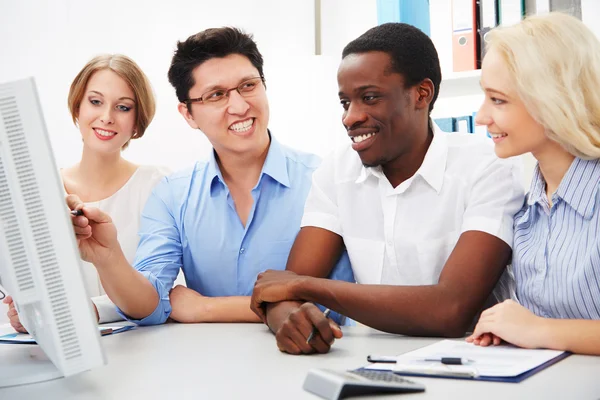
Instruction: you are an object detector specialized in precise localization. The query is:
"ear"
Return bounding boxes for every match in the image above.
[177,102,200,129]
[414,78,435,111]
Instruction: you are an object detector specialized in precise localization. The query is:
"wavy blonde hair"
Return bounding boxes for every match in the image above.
[67,54,155,149]
[486,12,600,159]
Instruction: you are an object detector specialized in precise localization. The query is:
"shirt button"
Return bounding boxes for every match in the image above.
[387,240,393,246]
[240,248,245,254]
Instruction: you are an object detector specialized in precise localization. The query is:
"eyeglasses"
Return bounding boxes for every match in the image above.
[183,77,265,106]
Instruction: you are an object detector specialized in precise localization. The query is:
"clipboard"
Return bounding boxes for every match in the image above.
[373,352,571,383]
[363,339,571,383]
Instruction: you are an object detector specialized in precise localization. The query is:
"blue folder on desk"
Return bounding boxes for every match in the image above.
[363,339,571,383]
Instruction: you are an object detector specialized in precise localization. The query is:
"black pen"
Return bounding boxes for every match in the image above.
[306,308,331,344]
[422,357,474,365]
[70,209,84,216]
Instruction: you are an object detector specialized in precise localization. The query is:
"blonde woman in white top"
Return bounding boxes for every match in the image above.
[4,54,169,329]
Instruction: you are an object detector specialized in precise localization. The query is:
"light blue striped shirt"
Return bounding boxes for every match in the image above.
[119,135,354,325]
[513,157,600,320]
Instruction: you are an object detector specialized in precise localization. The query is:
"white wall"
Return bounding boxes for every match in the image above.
[582,0,600,38]
[0,0,379,172]
[0,0,378,324]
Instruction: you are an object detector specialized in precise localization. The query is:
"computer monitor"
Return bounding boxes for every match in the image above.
[0,77,105,387]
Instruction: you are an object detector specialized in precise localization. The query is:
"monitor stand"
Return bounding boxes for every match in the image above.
[0,345,62,387]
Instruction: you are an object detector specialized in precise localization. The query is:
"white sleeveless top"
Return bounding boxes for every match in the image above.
[69,165,170,323]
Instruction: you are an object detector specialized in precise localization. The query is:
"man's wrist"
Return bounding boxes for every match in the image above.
[97,247,127,270]
[293,276,315,302]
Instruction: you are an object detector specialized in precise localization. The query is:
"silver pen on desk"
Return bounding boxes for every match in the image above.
[306,308,331,344]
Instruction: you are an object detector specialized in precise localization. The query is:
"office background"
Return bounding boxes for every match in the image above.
[1,0,599,324]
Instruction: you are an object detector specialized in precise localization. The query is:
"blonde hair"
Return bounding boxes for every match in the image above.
[486,12,600,159]
[67,54,155,149]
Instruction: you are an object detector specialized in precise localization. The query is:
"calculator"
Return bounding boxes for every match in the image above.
[303,368,425,399]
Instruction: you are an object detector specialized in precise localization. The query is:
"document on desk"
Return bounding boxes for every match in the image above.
[364,340,569,383]
[0,325,135,344]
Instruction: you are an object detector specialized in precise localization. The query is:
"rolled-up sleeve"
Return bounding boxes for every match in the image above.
[116,178,183,325]
[92,294,125,324]
[461,157,525,247]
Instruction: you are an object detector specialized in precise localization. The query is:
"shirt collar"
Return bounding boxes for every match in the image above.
[556,158,600,219]
[526,164,546,207]
[528,158,600,219]
[355,123,448,194]
[208,131,290,197]
[260,133,291,188]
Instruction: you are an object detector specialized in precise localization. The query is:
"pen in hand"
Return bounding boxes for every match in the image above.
[70,209,84,217]
[306,308,331,344]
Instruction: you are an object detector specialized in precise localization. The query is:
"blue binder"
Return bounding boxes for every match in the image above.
[434,117,455,132]
[471,111,491,138]
[454,115,473,133]
[377,0,431,35]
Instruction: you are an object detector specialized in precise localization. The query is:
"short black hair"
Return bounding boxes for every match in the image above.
[342,23,442,113]
[168,27,265,105]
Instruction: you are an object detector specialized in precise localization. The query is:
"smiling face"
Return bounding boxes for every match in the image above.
[76,69,137,154]
[177,53,270,156]
[337,51,430,169]
[476,48,548,159]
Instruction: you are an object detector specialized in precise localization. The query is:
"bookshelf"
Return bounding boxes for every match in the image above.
[439,69,482,99]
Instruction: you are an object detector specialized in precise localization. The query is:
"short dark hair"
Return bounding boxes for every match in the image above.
[342,23,442,113]
[168,27,265,104]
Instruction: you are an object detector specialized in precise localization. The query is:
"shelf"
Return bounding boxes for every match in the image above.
[438,69,482,99]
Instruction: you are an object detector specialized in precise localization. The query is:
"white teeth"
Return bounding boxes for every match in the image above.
[95,128,116,137]
[352,132,376,143]
[230,119,254,132]
[490,133,508,139]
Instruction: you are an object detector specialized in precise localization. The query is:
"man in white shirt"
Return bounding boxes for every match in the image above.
[250,23,524,355]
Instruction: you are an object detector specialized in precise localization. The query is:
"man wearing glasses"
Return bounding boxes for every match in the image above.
[66,27,353,329]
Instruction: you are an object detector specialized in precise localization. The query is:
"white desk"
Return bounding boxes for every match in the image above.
[1,323,600,399]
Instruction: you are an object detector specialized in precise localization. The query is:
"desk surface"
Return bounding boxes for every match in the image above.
[1,323,600,400]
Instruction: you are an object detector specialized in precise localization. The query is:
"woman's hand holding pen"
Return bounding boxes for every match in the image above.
[66,194,122,268]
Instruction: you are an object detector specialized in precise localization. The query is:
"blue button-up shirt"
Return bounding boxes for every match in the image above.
[122,135,354,325]
[513,157,600,320]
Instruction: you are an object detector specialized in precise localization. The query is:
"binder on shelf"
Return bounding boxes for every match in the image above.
[434,117,455,132]
[471,111,491,137]
[455,115,473,133]
[376,0,431,35]
[498,0,525,26]
[525,0,581,19]
[451,0,478,72]
[524,0,550,15]
[477,0,499,64]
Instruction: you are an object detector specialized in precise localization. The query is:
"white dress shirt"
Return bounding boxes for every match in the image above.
[75,165,170,323]
[301,125,524,286]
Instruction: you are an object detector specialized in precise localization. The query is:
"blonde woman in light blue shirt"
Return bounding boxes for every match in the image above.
[468,13,600,355]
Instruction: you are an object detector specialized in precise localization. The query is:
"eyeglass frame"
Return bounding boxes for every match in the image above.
[182,76,266,106]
